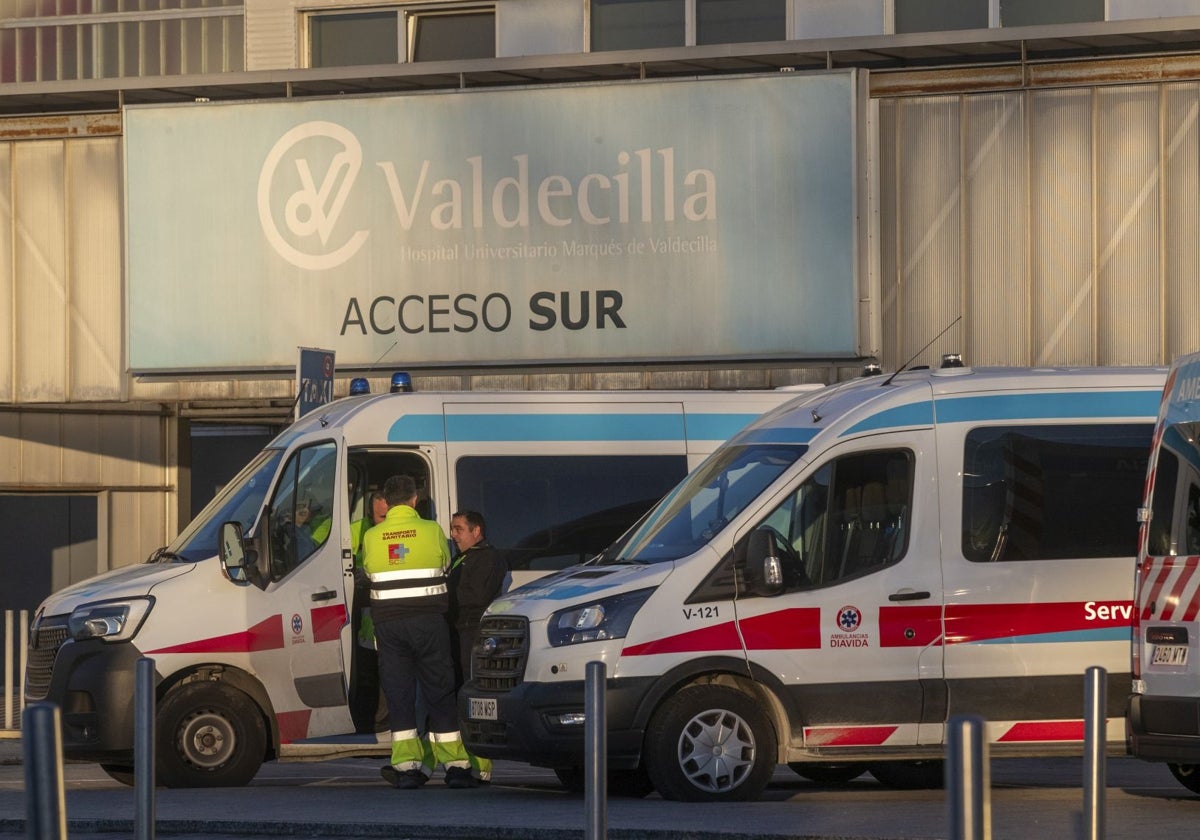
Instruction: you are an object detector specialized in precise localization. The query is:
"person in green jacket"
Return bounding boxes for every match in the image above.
[361,474,476,790]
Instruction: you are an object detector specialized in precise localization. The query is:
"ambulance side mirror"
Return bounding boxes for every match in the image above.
[743,529,786,597]
[220,521,267,590]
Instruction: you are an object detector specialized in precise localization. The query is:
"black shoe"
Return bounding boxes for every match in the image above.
[444,766,480,789]
[381,766,429,789]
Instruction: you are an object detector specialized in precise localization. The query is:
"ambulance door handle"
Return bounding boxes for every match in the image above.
[311,589,337,602]
[888,589,931,602]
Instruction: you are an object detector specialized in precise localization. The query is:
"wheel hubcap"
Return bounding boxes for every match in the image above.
[677,707,755,793]
[180,711,235,769]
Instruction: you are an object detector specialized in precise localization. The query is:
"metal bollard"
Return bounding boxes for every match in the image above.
[1083,665,1107,840]
[584,660,606,840]
[23,703,66,840]
[135,657,157,840]
[946,714,991,840]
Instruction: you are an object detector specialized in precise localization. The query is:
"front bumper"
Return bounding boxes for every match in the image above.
[1128,693,1200,763]
[25,637,144,763]
[460,676,655,769]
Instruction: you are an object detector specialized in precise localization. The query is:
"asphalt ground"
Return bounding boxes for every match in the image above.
[1,734,1199,840]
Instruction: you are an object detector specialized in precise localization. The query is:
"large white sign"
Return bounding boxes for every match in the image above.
[125,71,862,372]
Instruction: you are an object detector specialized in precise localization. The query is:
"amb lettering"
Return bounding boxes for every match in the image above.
[341,290,626,335]
[1176,375,1200,402]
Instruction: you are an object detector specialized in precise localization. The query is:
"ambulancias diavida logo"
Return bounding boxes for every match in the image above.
[257,121,370,270]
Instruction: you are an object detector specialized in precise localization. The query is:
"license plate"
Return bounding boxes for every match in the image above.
[1152,644,1189,666]
[469,697,498,721]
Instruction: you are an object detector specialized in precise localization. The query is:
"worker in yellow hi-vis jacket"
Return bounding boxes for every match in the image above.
[361,474,477,790]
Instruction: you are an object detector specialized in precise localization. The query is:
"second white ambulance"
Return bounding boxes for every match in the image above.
[464,362,1165,801]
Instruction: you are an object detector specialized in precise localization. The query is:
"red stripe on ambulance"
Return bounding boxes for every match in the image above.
[623,608,820,656]
[310,604,347,643]
[996,720,1084,742]
[145,614,284,654]
[879,605,942,647]
[943,601,1131,644]
[803,725,899,747]
[276,709,313,744]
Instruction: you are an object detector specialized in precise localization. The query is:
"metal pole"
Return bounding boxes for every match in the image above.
[584,660,606,840]
[1084,665,1107,840]
[23,703,66,840]
[135,657,157,840]
[19,610,28,726]
[946,714,991,840]
[4,611,12,730]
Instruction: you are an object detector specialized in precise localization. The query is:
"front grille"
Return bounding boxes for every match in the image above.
[24,619,69,701]
[472,616,528,691]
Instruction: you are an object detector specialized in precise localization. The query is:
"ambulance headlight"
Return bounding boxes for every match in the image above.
[547,588,653,647]
[68,598,154,642]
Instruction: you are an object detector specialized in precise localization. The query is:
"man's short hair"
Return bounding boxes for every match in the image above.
[383,474,417,506]
[452,510,486,535]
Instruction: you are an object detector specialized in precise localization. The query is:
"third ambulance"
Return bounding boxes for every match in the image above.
[1128,350,1200,794]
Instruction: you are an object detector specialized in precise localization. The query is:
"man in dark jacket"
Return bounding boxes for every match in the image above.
[447,510,509,686]
[448,509,508,783]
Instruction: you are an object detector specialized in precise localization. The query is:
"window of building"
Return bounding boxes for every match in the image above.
[0,0,244,82]
[591,0,785,51]
[1000,0,1103,27]
[894,0,988,34]
[306,4,494,68]
[961,424,1151,562]
[310,11,398,67]
[696,0,783,46]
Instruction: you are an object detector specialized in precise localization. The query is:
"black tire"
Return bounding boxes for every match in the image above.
[788,762,865,785]
[156,680,267,788]
[554,764,656,798]
[869,759,944,790]
[99,764,135,787]
[644,685,777,802]
[1169,763,1200,794]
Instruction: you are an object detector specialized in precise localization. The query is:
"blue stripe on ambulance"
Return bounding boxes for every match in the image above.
[387,412,763,443]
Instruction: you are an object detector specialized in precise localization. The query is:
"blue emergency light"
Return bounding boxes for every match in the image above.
[349,378,371,396]
[390,372,414,393]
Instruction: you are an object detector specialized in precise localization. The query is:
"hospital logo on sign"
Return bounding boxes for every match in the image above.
[837,605,861,632]
[291,612,306,644]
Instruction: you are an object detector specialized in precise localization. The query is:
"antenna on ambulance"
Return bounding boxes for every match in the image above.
[883,315,963,386]
[349,340,399,396]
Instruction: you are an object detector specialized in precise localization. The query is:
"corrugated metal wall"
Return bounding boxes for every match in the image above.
[878,81,1200,370]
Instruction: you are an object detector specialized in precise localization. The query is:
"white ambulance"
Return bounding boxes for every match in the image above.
[463,363,1165,801]
[1128,350,1200,794]
[23,380,796,787]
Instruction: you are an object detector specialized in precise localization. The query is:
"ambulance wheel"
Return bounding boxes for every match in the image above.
[869,759,944,789]
[1169,763,1200,794]
[554,765,655,798]
[644,685,776,802]
[99,764,135,786]
[156,681,266,788]
[788,762,865,785]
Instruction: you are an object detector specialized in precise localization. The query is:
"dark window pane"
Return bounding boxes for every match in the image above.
[1147,448,1178,556]
[411,11,493,61]
[0,29,14,83]
[961,424,1152,562]
[225,13,240,70]
[38,25,55,80]
[60,23,77,79]
[895,0,987,33]
[311,10,398,67]
[697,0,784,45]
[455,455,688,573]
[16,27,34,81]
[591,0,683,51]
[1001,0,1103,27]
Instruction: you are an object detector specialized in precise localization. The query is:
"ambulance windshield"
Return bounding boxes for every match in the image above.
[602,443,806,564]
[167,449,285,562]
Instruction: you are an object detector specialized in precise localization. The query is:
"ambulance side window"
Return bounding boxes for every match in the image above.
[1146,448,1178,556]
[961,423,1151,562]
[753,449,912,589]
[267,442,337,580]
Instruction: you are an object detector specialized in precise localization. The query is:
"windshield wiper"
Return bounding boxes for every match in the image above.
[146,546,186,564]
